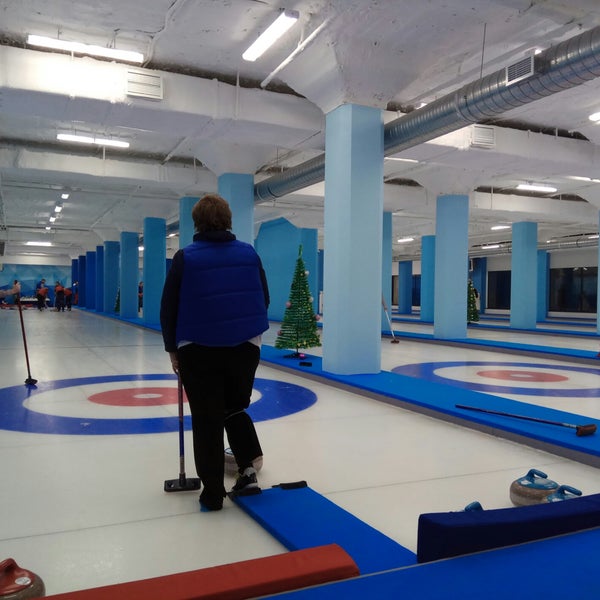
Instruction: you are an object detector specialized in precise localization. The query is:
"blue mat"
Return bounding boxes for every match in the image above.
[266,526,600,598]
[231,484,416,575]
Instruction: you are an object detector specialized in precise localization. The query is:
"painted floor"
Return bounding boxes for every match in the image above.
[2,307,600,595]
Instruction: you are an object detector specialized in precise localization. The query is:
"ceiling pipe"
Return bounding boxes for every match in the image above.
[254,24,600,202]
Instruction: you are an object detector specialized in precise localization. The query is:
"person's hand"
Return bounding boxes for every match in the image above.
[169,352,179,374]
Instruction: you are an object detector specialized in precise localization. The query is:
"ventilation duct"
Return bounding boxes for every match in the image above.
[255,25,600,202]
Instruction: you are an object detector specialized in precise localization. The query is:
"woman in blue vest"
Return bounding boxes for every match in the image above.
[160,194,270,511]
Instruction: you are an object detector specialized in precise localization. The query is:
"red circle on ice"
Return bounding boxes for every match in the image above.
[88,387,180,406]
[476,369,568,383]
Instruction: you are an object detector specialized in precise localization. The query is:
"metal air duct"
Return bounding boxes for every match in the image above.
[254,25,600,202]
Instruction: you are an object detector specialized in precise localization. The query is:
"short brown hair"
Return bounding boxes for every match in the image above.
[192,194,232,233]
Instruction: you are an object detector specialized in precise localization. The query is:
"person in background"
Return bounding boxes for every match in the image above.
[0,280,20,299]
[138,281,144,312]
[64,286,73,311]
[160,194,270,512]
[35,279,48,310]
[54,281,65,312]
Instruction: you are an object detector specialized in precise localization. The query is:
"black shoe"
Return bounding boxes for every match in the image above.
[199,489,224,512]
[230,467,260,496]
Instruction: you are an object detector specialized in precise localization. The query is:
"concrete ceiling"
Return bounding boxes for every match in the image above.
[2,0,600,261]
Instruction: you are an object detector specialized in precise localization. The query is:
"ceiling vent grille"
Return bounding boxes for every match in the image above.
[505,55,535,86]
[127,69,164,100]
[470,125,495,149]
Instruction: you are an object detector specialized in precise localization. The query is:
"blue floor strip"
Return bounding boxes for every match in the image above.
[260,346,600,463]
[266,527,600,599]
[231,484,416,575]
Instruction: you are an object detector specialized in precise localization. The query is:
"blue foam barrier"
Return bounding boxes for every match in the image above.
[417,491,600,563]
[231,484,416,575]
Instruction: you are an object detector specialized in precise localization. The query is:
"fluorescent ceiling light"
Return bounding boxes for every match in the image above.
[45,226,52,230]
[49,216,56,222]
[242,9,299,61]
[27,34,144,63]
[61,193,69,200]
[26,241,52,247]
[54,205,63,213]
[94,137,130,148]
[138,246,144,252]
[516,183,557,193]
[491,225,510,231]
[397,237,415,243]
[589,111,600,122]
[385,157,419,163]
[588,234,599,239]
[481,244,501,250]
[57,133,130,148]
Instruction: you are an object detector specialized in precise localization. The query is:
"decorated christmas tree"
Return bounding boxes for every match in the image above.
[275,245,321,357]
[467,279,479,323]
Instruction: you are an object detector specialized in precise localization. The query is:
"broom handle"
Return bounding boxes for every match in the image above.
[16,298,33,378]
[456,404,576,429]
[177,376,186,477]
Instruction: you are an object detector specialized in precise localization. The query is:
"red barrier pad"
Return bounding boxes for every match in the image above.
[44,544,359,600]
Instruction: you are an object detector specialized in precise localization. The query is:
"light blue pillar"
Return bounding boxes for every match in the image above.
[143,217,166,326]
[179,196,197,248]
[219,173,254,245]
[104,241,119,313]
[322,103,383,375]
[398,261,413,314]
[420,236,435,322]
[381,212,392,330]
[472,257,486,315]
[78,255,86,307]
[120,232,139,319]
[434,194,469,339]
[510,221,538,329]
[95,245,104,312]
[300,228,319,313]
[85,251,96,310]
[537,250,549,322]
[598,213,600,333]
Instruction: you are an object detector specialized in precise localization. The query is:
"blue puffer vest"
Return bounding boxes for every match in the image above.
[176,238,269,347]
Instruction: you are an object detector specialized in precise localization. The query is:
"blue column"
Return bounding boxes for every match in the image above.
[120,232,139,319]
[143,217,166,326]
[398,261,413,314]
[322,103,383,375]
[434,194,469,339]
[537,250,549,322]
[78,255,86,307]
[420,236,435,322]
[472,257,486,315]
[104,241,119,313]
[219,173,254,244]
[179,196,198,248]
[95,245,104,312]
[71,259,79,294]
[300,228,319,313]
[381,212,392,330]
[86,251,96,310]
[510,221,537,329]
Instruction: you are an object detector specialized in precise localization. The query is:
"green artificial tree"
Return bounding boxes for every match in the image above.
[467,279,479,323]
[275,245,321,357]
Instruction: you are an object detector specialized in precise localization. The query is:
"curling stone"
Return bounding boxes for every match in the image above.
[510,469,559,506]
[0,559,45,599]
[543,485,583,503]
[224,447,263,476]
[464,501,483,512]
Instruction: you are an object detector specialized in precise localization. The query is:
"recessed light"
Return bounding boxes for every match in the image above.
[516,183,557,193]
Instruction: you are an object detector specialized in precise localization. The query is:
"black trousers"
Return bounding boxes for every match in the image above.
[178,342,263,495]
